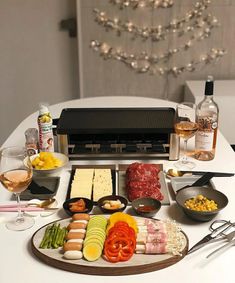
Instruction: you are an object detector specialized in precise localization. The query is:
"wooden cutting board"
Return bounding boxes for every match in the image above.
[31,217,188,276]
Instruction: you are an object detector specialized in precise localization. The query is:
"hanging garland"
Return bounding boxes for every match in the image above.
[93,0,212,41]
[90,0,226,76]
[90,16,219,70]
[90,40,226,76]
[110,0,174,9]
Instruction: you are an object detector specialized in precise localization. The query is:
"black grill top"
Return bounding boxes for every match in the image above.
[57,107,175,135]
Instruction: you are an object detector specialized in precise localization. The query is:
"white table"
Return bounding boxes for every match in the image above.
[1,96,235,283]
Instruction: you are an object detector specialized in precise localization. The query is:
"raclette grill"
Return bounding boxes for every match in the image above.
[56,108,176,159]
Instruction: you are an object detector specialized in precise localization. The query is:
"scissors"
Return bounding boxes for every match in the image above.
[187,220,235,254]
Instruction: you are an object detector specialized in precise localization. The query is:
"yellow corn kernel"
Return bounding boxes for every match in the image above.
[184,194,218,212]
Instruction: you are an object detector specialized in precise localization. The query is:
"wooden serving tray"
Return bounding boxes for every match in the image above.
[31,217,188,276]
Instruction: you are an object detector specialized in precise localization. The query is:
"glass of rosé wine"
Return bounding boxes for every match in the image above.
[174,102,198,169]
[0,146,34,231]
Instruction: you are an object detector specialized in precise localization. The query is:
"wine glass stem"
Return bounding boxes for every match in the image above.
[182,139,188,164]
[15,193,24,223]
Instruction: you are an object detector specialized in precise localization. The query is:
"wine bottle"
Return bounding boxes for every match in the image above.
[195,76,219,161]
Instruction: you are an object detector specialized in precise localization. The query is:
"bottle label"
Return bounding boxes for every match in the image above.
[195,115,217,151]
[26,147,38,156]
[195,131,214,151]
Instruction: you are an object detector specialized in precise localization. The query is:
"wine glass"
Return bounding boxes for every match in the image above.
[174,102,198,169]
[0,146,35,231]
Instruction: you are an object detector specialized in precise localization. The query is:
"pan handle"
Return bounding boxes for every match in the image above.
[176,172,215,193]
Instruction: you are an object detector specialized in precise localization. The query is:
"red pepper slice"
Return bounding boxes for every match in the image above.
[103,254,120,263]
[104,247,119,258]
[103,221,137,263]
[119,251,133,261]
[104,246,134,262]
[114,221,129,227]
[127,226,136,237]
[108,226,136,239]
[109,237,129,248]
[121,245,135,255]
[108,230,127,239]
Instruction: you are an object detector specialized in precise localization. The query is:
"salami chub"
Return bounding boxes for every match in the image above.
[126,163,164,201]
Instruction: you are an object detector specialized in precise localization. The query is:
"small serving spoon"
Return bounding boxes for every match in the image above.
[166,169,191,177]
[27,198,56,208]
[0,198,56,209]
[166,169,234,178]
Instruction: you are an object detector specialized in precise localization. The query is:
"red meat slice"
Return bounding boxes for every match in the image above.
[126,162,160,183]
[127,186,163,201]
[126,162,163,202]
[126,181,161,191]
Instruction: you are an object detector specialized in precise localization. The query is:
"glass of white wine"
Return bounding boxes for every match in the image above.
[0,146,35,231]
[174,102,198,169]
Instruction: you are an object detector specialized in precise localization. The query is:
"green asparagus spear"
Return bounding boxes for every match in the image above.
[39,226,51,248]
[52,224,60,248]
[39,224,67,249]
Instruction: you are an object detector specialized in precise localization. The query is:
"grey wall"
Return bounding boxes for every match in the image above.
[0,0,78,146]
[77,0,235,100]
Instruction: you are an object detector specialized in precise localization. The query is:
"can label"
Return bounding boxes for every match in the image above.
[38,121,54,152]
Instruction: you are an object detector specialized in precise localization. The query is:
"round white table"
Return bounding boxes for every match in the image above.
[1,96,235,283]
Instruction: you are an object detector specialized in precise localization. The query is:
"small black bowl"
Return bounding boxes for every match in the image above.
[132,197,161,218]
[97,195,128,214]
[175,186,228,222]
[63,197,93,216]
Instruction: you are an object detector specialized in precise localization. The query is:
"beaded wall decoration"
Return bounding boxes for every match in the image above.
[90,0,226,76]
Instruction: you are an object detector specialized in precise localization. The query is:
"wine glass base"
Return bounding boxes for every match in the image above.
[6,215,35,231]
[174,160,196,170]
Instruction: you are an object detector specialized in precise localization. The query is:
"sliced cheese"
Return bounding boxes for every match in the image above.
[93,169,112,201]
[70,168,94,199]
[70,168,113,201]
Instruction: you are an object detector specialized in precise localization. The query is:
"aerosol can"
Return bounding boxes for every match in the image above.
[38,103,54,152]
